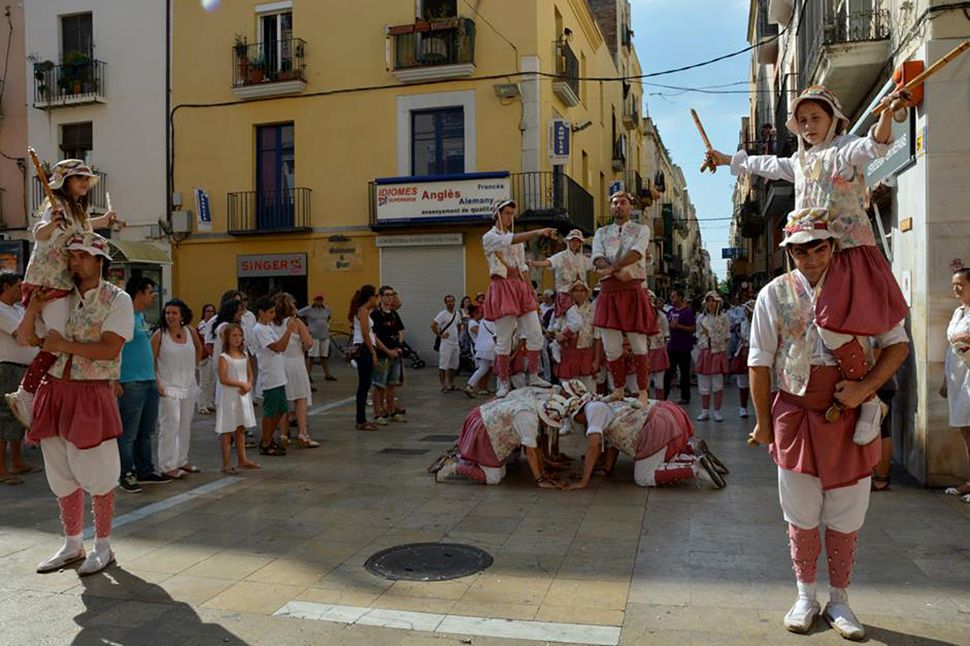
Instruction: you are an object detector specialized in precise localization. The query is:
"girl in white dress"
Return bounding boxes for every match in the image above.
[216,324,260,474]
[272,293,317,448]
[152,300,203,478]
[941,268,970,503]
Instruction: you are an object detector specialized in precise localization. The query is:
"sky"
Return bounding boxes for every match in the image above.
[630,0,752,279]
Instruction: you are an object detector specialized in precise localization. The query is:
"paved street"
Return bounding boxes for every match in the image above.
[1,364,968,646]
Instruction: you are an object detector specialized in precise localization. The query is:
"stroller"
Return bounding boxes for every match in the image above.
[400,341,425,369]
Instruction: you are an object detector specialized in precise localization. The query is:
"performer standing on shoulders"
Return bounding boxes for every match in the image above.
[25,233,134,576]
[591,191,658,404]
[748,214,908,639]
[482,200,556,398]
[527,229,593,318]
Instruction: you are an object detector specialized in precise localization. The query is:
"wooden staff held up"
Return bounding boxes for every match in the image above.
[874,39,970,116]
[27,147,56,208]
[691,109,716,174]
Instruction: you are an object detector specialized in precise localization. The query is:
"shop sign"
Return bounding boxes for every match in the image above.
[549,119,570,165]
[374,172,509,224]
[375,233,463,247]
[865,108,915,186]
[237,253,307,277]
[324,241,363,271]
[194,188,212,233]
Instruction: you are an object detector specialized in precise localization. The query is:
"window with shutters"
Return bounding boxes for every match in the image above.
[61,122,93,162]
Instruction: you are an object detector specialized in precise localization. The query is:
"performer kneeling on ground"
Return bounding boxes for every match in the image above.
[438,392,569,488]
[748,215,908,640]
[566,393,725,490]
[482,200,556,397]
[695,291,731,422]
[592,191,658,404]
[24,233,134,576]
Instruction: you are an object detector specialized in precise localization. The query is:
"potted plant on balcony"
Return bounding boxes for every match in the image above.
[248,53,266,83]
[234,35,250,85]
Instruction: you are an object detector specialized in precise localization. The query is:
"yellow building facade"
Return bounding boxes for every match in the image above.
[172,0,651,354]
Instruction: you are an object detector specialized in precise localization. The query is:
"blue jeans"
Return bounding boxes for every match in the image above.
[118,381,160,477]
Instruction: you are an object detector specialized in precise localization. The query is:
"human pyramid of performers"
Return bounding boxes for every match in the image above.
[433,84,914,641]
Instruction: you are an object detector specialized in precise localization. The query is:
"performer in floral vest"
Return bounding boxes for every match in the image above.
[555,280,597,393]
[591,191,658,404]
[748,212,908,639]
[437,390,568,488]
[527,229,592,317]
[695,291,731,422]
[482,200,557,398]
[24,233,134,576]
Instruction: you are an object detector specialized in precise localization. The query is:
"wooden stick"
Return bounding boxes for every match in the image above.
[27,147,56,207]
[874,39,970,115]
[691,109,716,173]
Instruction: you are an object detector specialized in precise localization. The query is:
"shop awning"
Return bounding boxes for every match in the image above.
[108,240,172,265]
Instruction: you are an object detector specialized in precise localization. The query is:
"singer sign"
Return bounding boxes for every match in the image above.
[374,172,510,224]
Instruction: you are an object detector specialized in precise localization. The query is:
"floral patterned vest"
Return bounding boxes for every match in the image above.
[484,227,528,278]
[551,250,590,293]
[601,400,655,458]
[697,313,729,353]
[767,274,815,397]
[795,146,874,249]
[479,396,539,462]
[569,302,595,348]
[50,281,127,381]
[593,221,650,281]
[25,198,93,291]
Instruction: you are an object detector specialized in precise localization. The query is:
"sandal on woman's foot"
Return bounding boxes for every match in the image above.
[222,467,238,475]
[871,474,890,491]
[239,461,261,470]
[297,436,320,448]
[356,422,379,431]
[164,469,184,479]
[178,464,201,474]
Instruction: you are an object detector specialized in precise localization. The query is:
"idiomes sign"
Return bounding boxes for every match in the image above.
[373,172,510,225]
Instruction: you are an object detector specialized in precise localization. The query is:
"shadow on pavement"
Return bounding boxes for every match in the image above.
[72,567,248,646]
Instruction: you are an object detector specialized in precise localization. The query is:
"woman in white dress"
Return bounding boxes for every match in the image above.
[196,303,216,414]
[273,293,317,448]
[215,324,259,474]
[152,300,203,478]
[940,267,970,503]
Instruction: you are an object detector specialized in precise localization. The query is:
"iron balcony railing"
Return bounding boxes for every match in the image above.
[797,3,890,91]
[227,187,311,234]
[33,170,108,213]
[510,171,594,234]
[32,58,106,106]
[232,37,306,87]
[557,40,580,99]
[389,18,475,70]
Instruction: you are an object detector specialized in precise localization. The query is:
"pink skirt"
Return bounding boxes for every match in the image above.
[695,349,729,375]
[816,245,908,336]
[636,401,694,462]
[771,366,879,490]
[730,347,749,375]
[485,269,538,321]
[457,408,503,469]
[593,278,658,335]
[648,347,670,373]
[554,291,574,318]
[557,347,595,378]
[28,377,123,450]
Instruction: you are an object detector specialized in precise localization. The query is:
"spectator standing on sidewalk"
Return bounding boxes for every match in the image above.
[117,276,170,493]
[196,303,216,414]
[371,285,406,424]
[350,285,380,431]
[0,272,40,484]
[253,297,295,456]
[664,289,696,405]
[432,295,461,393]
[299,293,336,382]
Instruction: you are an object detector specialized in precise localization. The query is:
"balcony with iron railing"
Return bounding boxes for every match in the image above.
[622,96,640,130]
[232,37,307,100]
[33,170,108,214]
[797,2,890,117]
[612,137,627,172]
[389,17,476,82]
[511,171,594,235]
[227,187,312,235]
[32,57,106,109]
[553,40,580,107]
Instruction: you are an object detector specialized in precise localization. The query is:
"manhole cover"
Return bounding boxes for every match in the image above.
[364,543,493,581]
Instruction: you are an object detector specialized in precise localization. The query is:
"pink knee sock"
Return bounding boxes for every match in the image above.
[713,390,723,411]
[652,463,695,486]
[634,355,650,392]
[527,350,540,375]
[92,490,115,539]
[788,524,821,584]
[701,394,710,409]
[58,488,84,536]
[825,528,858,588]
[494,354,511,382]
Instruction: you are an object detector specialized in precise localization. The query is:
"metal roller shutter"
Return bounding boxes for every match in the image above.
[380,245,466,358]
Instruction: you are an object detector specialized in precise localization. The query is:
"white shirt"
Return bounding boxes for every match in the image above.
[583,401,616,437]
[482,227,529,278]
[0,301,39,365]
[591,220,652,281]
[512,410,539,448]
[241,309,258,354]
[97,288,136,342]
[748,270,908,370]
[475,320,497,360]
[433,309,461,346]
[253,322,287,391]
[730,131,890,184]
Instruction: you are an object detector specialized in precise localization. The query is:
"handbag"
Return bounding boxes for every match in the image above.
[434,312,458,352]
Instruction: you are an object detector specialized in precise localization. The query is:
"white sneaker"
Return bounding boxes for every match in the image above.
[823,588,865,641]
[696,410,710,422]
[5,386,33,429]
[527,374,552,388]
[712,410,724,423]
[738,407,749,418]
[852,399,886,446]
[495,381,511,398]
[784,596,821,634]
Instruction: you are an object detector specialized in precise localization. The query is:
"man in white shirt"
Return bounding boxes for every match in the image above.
[748,218,908,640]
[592,192,658,404]
[253,297,296,456]
[0,272,39,484]
[431,295,461,392]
